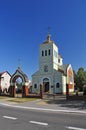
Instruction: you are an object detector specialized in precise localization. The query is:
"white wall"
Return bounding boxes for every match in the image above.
[32,70,65,94]
[62,75,67,94]
[1,72,11,92]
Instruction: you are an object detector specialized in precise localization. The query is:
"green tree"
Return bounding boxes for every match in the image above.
[74,67,86,91]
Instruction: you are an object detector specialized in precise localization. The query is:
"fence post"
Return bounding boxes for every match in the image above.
[40,84,43,99]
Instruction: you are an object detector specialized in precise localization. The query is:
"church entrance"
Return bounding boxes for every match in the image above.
[43,78,49,93]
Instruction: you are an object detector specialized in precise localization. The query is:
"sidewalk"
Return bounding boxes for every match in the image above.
[0,97,86,113]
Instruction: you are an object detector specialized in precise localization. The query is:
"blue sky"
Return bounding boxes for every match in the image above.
[0,0,86,80]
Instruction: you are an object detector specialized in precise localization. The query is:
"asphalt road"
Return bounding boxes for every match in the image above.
[0,105,86,130]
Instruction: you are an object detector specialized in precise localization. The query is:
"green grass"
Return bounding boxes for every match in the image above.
[0,96,8,99]
[7,98,38,103]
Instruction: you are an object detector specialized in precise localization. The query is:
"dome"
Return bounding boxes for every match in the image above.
[43,34,54,44]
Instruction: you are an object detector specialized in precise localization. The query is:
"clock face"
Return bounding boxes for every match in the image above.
[44,65,48,72]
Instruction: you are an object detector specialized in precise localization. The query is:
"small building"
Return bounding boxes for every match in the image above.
[32,33,74,94]
[0,71,11,92]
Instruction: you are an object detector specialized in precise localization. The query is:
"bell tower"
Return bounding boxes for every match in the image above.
[39,33,58,74]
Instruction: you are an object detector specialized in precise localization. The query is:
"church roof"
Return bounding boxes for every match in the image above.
[62,64,69,70]
[32,70,40,76]
[58,54,63,59]
[58,64,69,75]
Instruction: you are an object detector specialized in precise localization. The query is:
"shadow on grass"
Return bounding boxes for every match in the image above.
[44,97,86,110]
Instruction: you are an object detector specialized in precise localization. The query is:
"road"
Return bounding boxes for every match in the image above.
[0,105,86,130]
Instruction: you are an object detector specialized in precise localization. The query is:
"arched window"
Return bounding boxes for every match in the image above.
[45,50,47,56]
[42,51,44,56]
[56,83,60,88]
[48,49,50,55]
[70,76,73,83]
[43,78,49,82]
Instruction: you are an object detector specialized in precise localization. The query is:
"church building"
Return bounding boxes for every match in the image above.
[32,33,74,94]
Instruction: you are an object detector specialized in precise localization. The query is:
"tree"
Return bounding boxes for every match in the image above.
[74,67,86,91]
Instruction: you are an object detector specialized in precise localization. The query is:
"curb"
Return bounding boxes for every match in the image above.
[0,102,86,114]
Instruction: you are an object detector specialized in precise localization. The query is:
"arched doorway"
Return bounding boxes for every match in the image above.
[9,67,29,97]
[15,77,23,97]
[43,78,49,93]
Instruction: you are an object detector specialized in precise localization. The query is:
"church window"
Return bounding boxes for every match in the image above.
[51,85,53,88]
[45,50,47,56]
[43,78,49,82]
[34,84,37,88]
[48,49,50,55]
[58,59,60,63]
[70,76,73,83]
[56,83,60,88]
[42,51,44,56]
[44,65,48,72]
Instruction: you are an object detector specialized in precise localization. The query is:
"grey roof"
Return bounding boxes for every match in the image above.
[58,64,69,75]
[62,64,69,70]
[32,70,40,77]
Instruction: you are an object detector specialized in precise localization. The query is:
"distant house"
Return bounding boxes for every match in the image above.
[0,71,11,92]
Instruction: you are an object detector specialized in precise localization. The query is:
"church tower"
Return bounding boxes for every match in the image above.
[39,33,59,74]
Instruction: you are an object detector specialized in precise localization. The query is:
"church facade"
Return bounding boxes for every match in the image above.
[32,34,74,94]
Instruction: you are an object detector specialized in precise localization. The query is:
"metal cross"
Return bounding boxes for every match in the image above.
[48,26,51,34]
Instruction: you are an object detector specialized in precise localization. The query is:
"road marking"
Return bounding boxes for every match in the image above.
[29,121,48,126]
[3,116,17,120]
[0,103,86,114]
[66,126,86,130]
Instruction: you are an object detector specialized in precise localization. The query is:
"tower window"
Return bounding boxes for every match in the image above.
[45,50,47,56]
[56,83,60,88]
[48,49,50,55]
[58,59,60,63]
[42,51,44,56]
[34,84,37,88]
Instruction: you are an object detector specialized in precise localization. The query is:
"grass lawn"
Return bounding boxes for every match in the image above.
[7,98,38,103]
[0,96,8,99]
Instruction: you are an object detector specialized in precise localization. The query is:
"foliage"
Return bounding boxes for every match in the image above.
[74,67,86,91]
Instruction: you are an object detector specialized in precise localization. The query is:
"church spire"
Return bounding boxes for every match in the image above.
[47,34,51,42]
[47,26,51,42]
[43,27,53,44]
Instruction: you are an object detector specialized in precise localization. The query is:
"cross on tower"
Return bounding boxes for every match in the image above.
[48,26,51,34]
